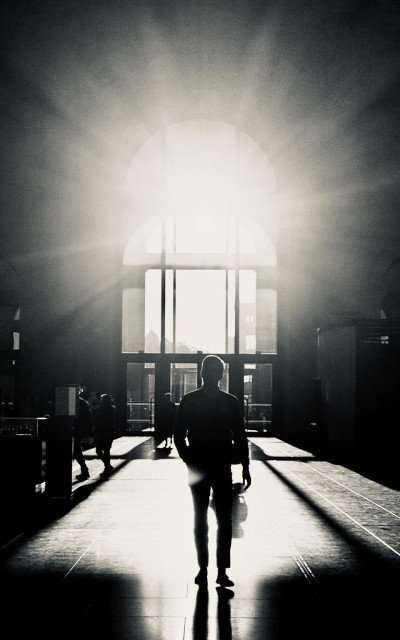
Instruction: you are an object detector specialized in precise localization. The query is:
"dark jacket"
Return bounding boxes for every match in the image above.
[160,400,176,437]
[74,397,94,439]
[93,404,116,443]
[174,387,249,469]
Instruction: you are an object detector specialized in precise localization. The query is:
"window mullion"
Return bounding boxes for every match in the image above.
[161,215,166,355]
[173,268,176,353]
[234,218,240,355]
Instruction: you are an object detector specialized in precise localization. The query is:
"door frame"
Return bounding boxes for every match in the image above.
[120,352,278,436]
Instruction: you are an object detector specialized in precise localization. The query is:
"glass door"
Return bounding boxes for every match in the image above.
[126,363,155,433]
[123,356,275,436]
[170,363,198,404]
[243,363,272,434]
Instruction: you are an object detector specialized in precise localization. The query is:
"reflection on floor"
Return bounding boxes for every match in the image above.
[1,436,399,640]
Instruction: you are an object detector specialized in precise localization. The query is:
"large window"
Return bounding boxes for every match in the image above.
[122,218,277,355]
[122,121,278,356]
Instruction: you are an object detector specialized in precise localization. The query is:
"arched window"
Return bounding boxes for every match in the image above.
[122,120,278,355]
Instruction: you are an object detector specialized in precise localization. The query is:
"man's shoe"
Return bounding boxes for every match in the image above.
[194,569,208,586]
[216,571,234,587]
[76,471,90,481]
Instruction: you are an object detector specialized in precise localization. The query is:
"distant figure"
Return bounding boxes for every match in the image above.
[93,394,116,478]
[74,389,94,482]
[174,355,251,588]
[159,392,176,447]
[89,392,100,411]
[21,391,41,417]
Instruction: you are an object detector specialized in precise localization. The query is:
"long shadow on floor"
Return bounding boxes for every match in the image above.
[249,441,400,638]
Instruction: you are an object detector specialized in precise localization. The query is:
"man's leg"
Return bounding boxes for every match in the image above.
[103,442,111,469]
[73,438,89,479]
[189,471,211,582]
[101,441,113,475]
[95,442,105,464]
[212,468,233,586]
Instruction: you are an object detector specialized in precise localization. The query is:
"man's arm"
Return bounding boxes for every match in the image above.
[173,397,190,462]
[231,398,252,490]
[242,464,252,490]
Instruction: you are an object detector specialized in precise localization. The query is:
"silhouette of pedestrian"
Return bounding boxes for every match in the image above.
[159,392,176,448]
[74,388,94,481]
[174,355,251,588]
[93,393,116,478]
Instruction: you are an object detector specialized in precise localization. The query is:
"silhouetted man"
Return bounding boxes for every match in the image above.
[174,355,251,587]
[74,388,94,481]
[93,393,116,478]
[159,392,176,448]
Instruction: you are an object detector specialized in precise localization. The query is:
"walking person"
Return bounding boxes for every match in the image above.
[74,388,94,482]
[159,392,176,448]
[93,393,116,478]
[174,355,251,588]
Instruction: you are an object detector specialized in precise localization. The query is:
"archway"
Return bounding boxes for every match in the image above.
[120,120,279,437]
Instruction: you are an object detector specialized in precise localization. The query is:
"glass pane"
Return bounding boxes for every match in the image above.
[219,362,229,393]
[145,270,161,353]
[170,362,229,402]
[175,270,226,353]
[170,363,198,403]
[239,270,256,354]
[126,363,155,433]
[227,271,235,353]
[244,363,272,434]
[122,288,144,352]
[257,288,277,354]
[165,269,174,353]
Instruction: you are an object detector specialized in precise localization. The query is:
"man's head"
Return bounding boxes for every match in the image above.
[100,394,113,407]
[200,355,225,386]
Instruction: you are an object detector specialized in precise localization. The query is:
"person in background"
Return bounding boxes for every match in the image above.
[74,387,94,482]
[93,393,116,478]
[174,355,251,588]
[159,392,176,448]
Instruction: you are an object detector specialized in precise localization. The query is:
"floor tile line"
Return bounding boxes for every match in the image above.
[59,531,104,584]
[273,461,400,558]
[298,461,400,519]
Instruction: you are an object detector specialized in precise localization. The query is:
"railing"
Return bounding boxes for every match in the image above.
[244,402,272,434]
[126,401,155,433]
[0,417,47,438]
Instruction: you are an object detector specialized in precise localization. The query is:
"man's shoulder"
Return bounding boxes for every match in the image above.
[219,390,239,404]
[179,388,211,410]
[79,397,92,413]
[181,388,202,402]
[179,388,240,407]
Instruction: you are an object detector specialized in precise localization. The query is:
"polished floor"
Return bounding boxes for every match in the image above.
[1,435,400,640]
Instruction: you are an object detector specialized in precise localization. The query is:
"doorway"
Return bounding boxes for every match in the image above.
[123,354,274,436]
[126,362,155,434]
[244,363,272,434]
